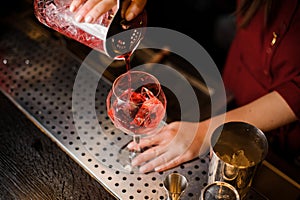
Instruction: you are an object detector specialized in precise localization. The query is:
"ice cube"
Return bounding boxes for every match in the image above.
[231,150,254,167]
[216,152,231,163]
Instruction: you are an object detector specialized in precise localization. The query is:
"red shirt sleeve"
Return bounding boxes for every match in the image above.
[223,0,300,119]
[275,76,300,119]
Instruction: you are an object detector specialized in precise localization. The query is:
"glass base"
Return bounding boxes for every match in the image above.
[115,121,167,173]
[117,142,142,174]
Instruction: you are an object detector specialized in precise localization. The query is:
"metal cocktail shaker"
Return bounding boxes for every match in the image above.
[208,122,268,199]
[33,0,147,59]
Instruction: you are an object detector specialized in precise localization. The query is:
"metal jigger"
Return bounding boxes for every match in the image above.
[163,173,188,200]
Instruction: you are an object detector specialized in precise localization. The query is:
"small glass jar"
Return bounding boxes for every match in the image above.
[200,181,240,200]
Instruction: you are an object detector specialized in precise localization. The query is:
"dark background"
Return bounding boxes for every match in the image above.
[145,0,236,69]
[1,1,299,199]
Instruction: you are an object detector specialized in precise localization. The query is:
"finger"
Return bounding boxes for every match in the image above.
[70,0,85,12]
[84,0,116,23]
[154,156,188,172]
[137,148,180,173]
[73,0,113,23]
[125,0,147,21]
[127,128,171,149]
[131,145,164,167]
[127,134,161,150]
[127,124,169,149]
[121,0,131,18]
[73,0,100,22]
[155,149,201,172]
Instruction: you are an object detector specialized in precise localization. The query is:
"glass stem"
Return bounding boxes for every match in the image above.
[130,135,141,159]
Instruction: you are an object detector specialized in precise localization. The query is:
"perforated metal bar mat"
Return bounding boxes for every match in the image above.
[0,22,266,200]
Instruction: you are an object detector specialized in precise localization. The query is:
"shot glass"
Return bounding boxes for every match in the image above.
[163,173,188,200]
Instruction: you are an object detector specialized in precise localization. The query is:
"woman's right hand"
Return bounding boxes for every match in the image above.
[70,0,147,23]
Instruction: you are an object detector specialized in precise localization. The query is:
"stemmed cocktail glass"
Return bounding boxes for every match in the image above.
[106,70,167,172]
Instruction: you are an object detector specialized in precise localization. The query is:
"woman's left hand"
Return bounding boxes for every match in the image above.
[127,121,209,173]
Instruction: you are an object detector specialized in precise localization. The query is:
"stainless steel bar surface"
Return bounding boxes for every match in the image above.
[0,23,207,200]
[0,17,266,200]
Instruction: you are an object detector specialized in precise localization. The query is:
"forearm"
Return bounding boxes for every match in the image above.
[128,92,298,173]
[223,91,297,132]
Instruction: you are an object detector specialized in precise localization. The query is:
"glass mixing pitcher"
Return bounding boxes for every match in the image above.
[33,0,147,58]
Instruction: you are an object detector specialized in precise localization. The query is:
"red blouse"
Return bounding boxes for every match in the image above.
[222,0,300,153]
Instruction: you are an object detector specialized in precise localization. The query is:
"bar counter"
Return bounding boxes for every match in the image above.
[1,2,300,199]
[1,88,300,199]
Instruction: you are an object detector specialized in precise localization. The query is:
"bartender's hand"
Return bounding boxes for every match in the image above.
[70,0,147,23]
[127,121,209,173]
